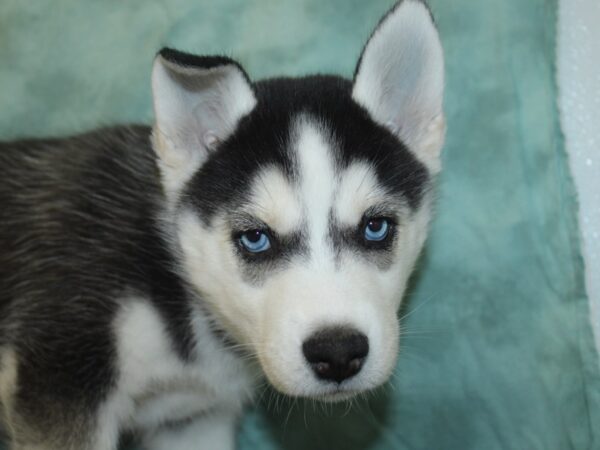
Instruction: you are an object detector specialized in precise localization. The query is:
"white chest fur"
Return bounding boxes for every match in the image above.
[102,299,255,434]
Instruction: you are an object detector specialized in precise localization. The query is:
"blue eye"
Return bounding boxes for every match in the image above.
[364,218,390,242]
[240,230,271,253]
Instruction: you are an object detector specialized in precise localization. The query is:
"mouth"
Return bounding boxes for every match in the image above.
[317,389,361,403]
[297,384,364,403]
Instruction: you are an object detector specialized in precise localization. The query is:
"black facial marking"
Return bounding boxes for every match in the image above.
[184,75,429,227]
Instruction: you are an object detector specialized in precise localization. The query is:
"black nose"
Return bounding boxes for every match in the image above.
[302,327,369,383]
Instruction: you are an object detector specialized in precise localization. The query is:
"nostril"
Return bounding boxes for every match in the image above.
[302,327,369,383]
[314,361,331,377]
[348,357,362,373]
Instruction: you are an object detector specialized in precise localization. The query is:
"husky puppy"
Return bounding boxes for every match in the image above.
[0,1,445,449]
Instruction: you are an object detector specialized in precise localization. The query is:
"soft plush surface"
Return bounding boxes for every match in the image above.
[0,0,598,449]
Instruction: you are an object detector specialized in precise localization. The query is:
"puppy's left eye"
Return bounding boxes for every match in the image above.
[364,218,390,242]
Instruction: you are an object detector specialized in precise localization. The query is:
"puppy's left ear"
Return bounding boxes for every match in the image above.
[353,0,445,173]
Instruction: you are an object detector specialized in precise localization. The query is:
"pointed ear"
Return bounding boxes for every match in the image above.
[353,0,445,173]
[151,48,256,197]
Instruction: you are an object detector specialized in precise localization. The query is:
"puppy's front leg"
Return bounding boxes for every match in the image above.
[142,412,237,450]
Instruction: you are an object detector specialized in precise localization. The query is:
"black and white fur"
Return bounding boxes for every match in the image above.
[0,1,445,448]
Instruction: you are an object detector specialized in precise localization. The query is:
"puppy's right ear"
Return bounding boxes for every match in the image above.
[353,0,445,173]
[151,48,256,198]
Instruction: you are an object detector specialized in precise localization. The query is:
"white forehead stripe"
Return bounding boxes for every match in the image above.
[248,166,302,234]
[294,118,336,262]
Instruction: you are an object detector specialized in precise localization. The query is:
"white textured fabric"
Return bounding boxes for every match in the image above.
[557,0,600,352]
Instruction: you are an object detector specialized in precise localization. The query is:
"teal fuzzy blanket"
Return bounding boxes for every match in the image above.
[0,0,598,449]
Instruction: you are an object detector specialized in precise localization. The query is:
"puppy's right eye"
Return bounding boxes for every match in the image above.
[239,230,271,253]
[364,218,391,242]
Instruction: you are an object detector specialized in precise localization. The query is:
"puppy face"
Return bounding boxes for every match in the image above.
[152,0,445,400]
